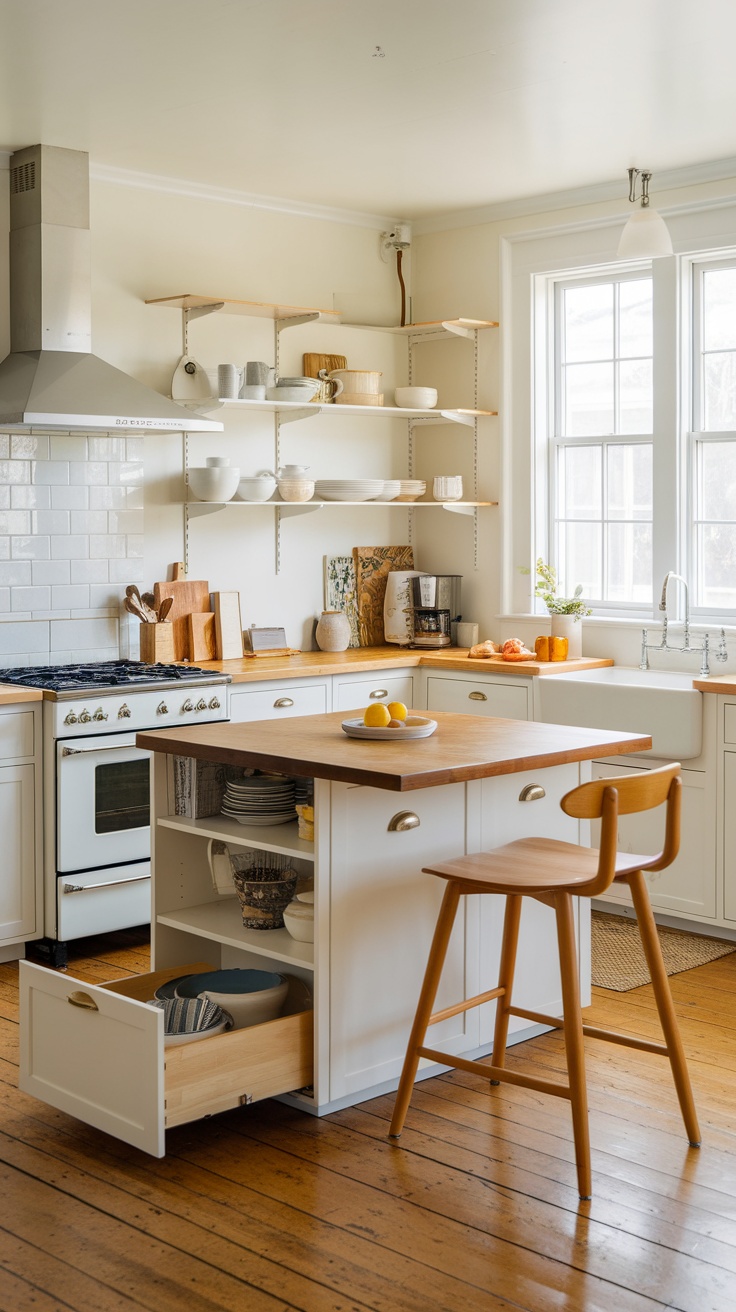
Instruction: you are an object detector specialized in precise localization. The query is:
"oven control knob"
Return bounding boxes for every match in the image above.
[79,708,92,723]
[118,703,131,719]
[195,698,208,712]
[181,699,194,713]
[208,696,221,710]
[64,711,78,725]
[157,701,168,716]
[92,707,108,721]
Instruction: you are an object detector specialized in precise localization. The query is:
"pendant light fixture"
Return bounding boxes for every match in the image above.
[617,167,673,259]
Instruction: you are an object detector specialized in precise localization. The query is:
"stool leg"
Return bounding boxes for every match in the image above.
[555,892,592,1200]
[627,869,701,1147]
[490,893,522,1079]
[389,880,461,1139]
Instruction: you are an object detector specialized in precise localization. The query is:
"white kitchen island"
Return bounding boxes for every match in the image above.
[20,710,650,1156]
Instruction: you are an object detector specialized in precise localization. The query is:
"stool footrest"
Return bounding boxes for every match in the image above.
[582,1023,669,1056]
[428,985,505,1027]
[509,1004,563,1029]
[416,1045,572,1100]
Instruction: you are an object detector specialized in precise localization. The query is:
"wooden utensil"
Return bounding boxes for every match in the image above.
[124,595,149,622]
[153,571,211,660]
[157,595,174,622]
[126,584,157,622]
[188,612,217,661]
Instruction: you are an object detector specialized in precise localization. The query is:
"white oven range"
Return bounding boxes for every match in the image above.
[0,661,230,967]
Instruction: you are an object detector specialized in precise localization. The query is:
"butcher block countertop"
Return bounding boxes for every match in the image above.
[693,674,736,693]
[192,646,614,683]
[137,709,651,792]
[0,685,44,705]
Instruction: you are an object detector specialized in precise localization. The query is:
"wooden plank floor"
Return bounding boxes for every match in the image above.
[1,931,736,1312]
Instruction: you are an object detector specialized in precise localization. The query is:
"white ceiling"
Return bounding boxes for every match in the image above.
[2,0,736,223]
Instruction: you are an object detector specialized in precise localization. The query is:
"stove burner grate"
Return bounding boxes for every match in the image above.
[0,660,223,692]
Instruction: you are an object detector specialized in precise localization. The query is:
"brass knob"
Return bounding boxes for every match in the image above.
[92,707,108,721]
[118,703,131,719]
[208,696,221,709]
[387,811,420,832]
[519,783,546,802]
[181,699,194,713]
[195,698,208,711]
[78,709,91,723]
[157,701,168,715]
[64,711,78,725]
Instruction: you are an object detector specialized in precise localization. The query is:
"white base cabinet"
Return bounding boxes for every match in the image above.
[426,670,530,720]
[0,703,42,960]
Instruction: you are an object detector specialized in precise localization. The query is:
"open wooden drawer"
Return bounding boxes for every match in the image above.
[19,960,313,1157]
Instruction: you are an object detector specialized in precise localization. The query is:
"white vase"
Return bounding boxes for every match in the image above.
[550,613,583,659]
[384,570,424,645]
[315,610,351,652]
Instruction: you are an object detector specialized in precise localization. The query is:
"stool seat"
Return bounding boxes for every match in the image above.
[388,762,701,1201]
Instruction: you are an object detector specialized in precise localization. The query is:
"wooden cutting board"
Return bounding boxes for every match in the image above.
[352,546,414,646]
[303,353,347,379]
[187,612,217,662]
[153,577,210,660]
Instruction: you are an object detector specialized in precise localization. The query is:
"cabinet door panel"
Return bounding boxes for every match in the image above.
[723,753,736,922]
[329,781,471,1101]
[0,763,36,940]
[593,762,716,919]
[334,674,415,714]
[427,675,529,720]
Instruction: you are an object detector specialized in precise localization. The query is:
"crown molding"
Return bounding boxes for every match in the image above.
[89,161,405,231]
[411,156,736,234]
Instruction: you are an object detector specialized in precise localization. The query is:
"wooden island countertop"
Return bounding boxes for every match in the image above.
[137,709,651,792]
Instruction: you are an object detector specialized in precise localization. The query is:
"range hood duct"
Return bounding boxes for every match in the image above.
[0,145,222,431]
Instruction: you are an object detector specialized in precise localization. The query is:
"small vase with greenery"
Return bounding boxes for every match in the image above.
[533,559,591,618]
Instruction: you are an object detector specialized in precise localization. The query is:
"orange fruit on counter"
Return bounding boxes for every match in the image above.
[363,703,392,728]
[387,701,408,721]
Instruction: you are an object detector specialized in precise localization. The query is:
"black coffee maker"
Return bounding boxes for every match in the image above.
[410,575,462,648]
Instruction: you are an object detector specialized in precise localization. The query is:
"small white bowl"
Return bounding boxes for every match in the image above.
[394,386,438,409]
[188,465,241,502]
[237,475,277,502]
[266,381,320,403]
[283,896,315,942]
[278,479,314,503]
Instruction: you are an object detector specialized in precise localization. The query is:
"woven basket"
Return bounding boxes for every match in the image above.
[231,865,298,930]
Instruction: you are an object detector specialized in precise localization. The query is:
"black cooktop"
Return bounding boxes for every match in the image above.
[0,660,228,692]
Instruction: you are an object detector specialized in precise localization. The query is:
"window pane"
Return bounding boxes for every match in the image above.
[559,522,601,599]
[559,445,601,519]
[700,440,736,519]
[703,268,736,351]
[619,360,653,434]
[703,352,736,430]
[607,443,652,520]
[619,279,653,359]
[563,284,613,363]
[700,524,736,608]
[563,363,614,435]
[606,523,652,602]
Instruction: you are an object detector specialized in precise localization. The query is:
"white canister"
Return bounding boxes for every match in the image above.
[433,475,463,501]
[217,363,243,399]
[456,621,479,648]
[384,571,425,645]
[315,610,351,652]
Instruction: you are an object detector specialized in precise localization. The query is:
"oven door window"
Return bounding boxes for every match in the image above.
[94,757,150,834]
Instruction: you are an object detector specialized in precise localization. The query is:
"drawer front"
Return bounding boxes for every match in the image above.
[426,675,529,720]
[229,682,327,723]
[19,960,313,1157]
[0,710,34,760]
[334,674,415,714]
[724,703,736,745]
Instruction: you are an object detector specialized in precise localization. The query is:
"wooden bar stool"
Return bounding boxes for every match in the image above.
[388,762,701,1200]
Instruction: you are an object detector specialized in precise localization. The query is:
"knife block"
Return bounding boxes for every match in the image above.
[139,623,176,664]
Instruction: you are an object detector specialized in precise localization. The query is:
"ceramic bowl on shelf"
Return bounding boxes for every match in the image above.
[394,386,438,409]
[278,479,315,502]
[188,465,241,501]
[237,474,277,502]
[283,893,315,942]
[175,968,289,1030]
[266,378,320,403]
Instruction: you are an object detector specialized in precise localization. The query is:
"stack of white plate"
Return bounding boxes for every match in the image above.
[314,480,385,501]
[395,480,427,502]
[373,480,401,501]
[221,774,296,826]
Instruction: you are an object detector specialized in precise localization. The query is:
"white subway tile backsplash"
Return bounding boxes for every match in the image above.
[0,589,9,612]
[0,562,32,586]
[12,536,51,560]
[126,535,144,557]
[52,584,90,609]
[70,510,108,535]
[50,535,90,559]
[32,560,71,585]
[0,437,8,459]
[31,610,70,620]
[71,559,109,583]
[0,487,9,510]
[69,461,107,485]
[0,621,50,655]
[71,607,118,619]
[89,583,121,609]
[50,617,118,650]
[12,586,51,611]
[88,436,126,460]
[32,510,71,536]
[33,461,69,485]
[90,534,127,559]
[51,486,88,510]
[0,539,9,561]
[107,509,144,534]
[126,437,144,461]
[49,434,88,461]
[0,460,30,484]
[0,510,31,536]
[108,462,144,486]
[12,434,49,460]
[109,558,144,583]
[12,485,51,509]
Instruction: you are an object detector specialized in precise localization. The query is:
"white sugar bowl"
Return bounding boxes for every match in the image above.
[282,891,314,942]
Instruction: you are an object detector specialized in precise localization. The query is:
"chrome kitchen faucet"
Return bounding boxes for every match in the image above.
[640,571,727,677]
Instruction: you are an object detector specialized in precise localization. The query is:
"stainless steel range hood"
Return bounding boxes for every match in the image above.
[0,145,222,431]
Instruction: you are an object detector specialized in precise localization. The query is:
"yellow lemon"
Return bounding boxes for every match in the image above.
[387,701,408,722]
[363,703,392,728]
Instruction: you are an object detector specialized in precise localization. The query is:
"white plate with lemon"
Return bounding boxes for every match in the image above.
[342,701,437,740]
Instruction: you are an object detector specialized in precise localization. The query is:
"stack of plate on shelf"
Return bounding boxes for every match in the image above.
[221,773,297,826]
[373,480,401,501]
[395,480,427,502]
[314,480,385,502]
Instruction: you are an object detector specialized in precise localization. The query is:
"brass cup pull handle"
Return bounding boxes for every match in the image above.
[370,689,389,699]
[68,991,99,1011]
[468,691,488,701]
[388,811,420,832]
[519,783,546,802]
[274,697,294,708]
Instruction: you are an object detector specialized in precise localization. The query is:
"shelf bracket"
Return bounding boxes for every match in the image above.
[186,501,225,518]
[277,406,321,425]
[442,320,478,340]
[276,312,323,332]
[439,409,476,427]
[442,503,477,517]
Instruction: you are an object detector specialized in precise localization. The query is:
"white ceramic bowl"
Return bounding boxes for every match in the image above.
[237,475,277,502]
[283,898,315,942]
[176,968,288,1031]
[188,465,241,502]
[266,380,319,403]
[394,386,438,409]
[374,480,401,501]
[278,479,314,503]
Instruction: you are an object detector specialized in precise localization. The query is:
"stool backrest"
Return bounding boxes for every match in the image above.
[559,762,681,898]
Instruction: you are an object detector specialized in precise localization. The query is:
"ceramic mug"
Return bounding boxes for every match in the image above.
[317,370,344,403]
[433,475,463,501]
[218,363,243,399]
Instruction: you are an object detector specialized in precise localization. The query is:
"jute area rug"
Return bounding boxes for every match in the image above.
[591,911,736,991]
